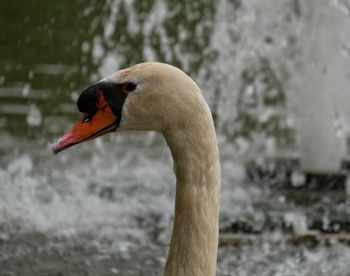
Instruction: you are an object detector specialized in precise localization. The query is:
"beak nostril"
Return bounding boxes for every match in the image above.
[82,113,93,124]
[83,118,91,124]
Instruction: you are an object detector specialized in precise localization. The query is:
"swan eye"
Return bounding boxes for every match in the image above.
[122,82,137,94]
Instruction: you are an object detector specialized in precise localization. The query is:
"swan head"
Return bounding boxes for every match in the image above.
[53,62,202,153]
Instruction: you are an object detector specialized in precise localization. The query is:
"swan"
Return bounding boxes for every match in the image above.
[53,62,221,276]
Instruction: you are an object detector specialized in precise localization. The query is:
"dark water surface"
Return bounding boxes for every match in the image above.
[1,1,350,275]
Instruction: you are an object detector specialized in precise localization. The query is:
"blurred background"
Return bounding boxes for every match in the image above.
[1,0,350,275]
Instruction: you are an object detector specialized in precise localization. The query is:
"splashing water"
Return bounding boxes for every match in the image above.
[0,0,350,275]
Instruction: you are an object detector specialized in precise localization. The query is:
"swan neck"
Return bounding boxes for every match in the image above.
[163,109,221,276]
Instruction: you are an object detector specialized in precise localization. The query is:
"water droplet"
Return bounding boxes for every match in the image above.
[92,36,104,62]
[71,91,79,101]
[110,268,119,274]
[81,41,90,53]
[284,212,308,235]
[28,70,34,79]
[291,171,306,187]
[22,83,31,96]
[26,104,42,127]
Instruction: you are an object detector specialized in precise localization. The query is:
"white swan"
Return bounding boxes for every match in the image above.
[53,62,221,276]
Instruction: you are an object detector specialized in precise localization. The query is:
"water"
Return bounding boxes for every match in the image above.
[1,0,350,275]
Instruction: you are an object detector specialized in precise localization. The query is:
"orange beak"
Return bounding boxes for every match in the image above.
[53,92,118,153]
